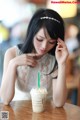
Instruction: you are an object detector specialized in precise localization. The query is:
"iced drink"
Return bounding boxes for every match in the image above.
[30,88,47,113]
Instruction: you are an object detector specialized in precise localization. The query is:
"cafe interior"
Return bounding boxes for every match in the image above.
[0,0,80,107]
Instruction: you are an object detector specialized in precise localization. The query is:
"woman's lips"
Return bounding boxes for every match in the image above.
[39,49,46,54]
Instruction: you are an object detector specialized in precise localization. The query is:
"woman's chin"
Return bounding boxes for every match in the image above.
[36,50,47,56]
[38,52,45,56]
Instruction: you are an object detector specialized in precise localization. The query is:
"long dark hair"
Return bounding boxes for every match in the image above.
[18,8,65,56]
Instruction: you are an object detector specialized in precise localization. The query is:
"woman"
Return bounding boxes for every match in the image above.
[0,8,69,107]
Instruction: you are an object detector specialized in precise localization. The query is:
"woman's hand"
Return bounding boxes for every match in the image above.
[55,38,69,65]
[10,53,41,67]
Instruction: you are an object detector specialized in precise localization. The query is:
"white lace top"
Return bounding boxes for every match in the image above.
[12,46,58,101]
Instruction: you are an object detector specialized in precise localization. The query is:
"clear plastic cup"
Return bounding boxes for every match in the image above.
[30,88,48,113]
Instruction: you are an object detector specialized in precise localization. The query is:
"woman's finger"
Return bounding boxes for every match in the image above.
[26,55,36,61]
[57,42,67,49]
[57,38,66,47]
[27,59,37,67]
[57,41,68,51]
[26,61,37,67]
[27,57,37,64]
[27,53,42,59]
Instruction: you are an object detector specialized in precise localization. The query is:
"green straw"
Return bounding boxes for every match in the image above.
[38,71,40,88]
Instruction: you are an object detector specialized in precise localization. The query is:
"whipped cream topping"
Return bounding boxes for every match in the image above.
[30,88,47,94]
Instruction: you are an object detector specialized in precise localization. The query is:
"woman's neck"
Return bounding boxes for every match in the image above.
[32,49,45,60]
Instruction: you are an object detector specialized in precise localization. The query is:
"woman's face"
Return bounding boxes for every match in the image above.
[33,28,57,55]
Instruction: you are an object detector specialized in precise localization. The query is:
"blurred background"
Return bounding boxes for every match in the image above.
[0,0,80,105]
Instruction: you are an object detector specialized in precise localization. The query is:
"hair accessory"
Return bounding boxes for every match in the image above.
[40,16,60,23]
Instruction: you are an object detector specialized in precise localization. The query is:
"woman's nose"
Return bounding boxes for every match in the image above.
[41,41,47,50]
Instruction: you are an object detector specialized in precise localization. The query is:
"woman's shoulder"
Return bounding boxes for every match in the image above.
[3,46,18,65]
[5,46,17,58]
[5,44,23,58]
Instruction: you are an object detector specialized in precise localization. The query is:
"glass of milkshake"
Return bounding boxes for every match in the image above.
[30,87,47,113]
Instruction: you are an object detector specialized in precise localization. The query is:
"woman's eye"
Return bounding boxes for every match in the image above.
[48,41,56,44]
[36,38,43,42]
[36,37,56,44]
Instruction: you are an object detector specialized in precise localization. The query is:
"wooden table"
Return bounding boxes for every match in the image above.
[0,100,80,120]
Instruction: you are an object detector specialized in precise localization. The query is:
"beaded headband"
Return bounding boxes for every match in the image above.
[40,16,60,23]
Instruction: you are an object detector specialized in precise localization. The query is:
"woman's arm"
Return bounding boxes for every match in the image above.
[52,38,69,107]
[0,47,17,105]
[52,64,67,107]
